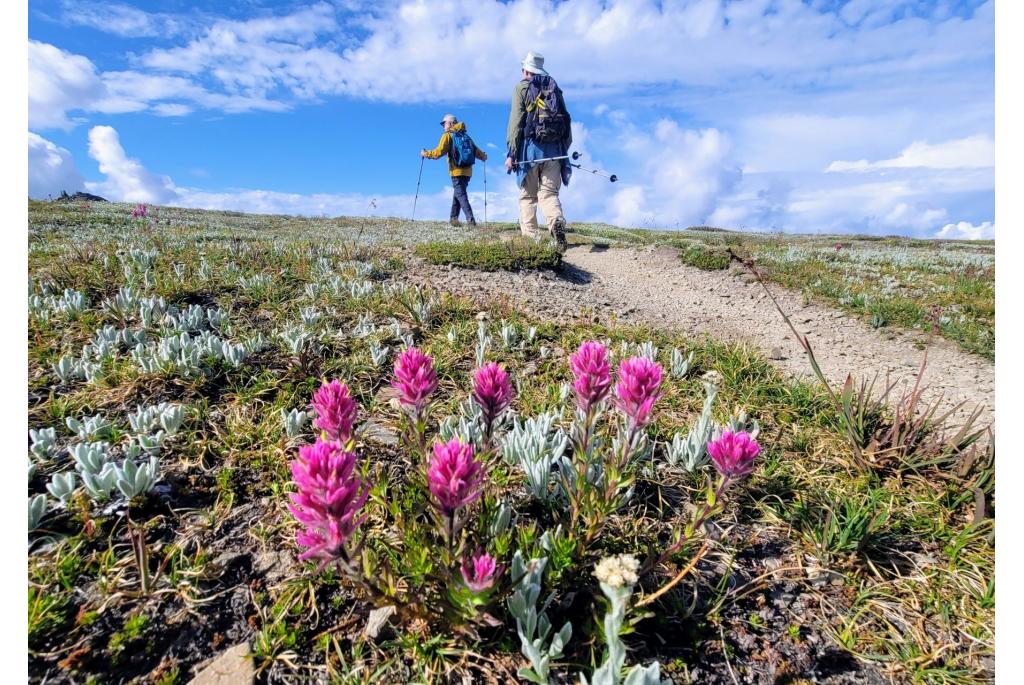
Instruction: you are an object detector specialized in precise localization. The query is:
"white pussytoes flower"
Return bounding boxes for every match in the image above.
[593,554,640,589]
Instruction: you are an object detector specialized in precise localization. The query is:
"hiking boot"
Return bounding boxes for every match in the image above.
[468,219,478,227]
[449,218,462,227]
[550,217,568,252]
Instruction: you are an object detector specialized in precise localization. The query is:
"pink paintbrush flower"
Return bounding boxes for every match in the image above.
[707,430,760,480]
[570,341,611,412]
[131,203,148,218]
[472,362,514,428]
[288,438,368,569]
[392,347,438,414]
[460,551,501,593]
[311,380,358,443]
[614,356,664,430]
[428,437,484,517]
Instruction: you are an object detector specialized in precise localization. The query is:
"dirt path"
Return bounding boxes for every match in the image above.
[407,244,994,431]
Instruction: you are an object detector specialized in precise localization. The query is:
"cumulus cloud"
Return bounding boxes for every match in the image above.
[604,120,740,227]
[28,132,85,199]
[28,41,105,129]
[827,134,995,172]
[85,126,178,203]
[935,221,994,240]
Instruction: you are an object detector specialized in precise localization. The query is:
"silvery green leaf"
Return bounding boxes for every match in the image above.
[666,382,718,470]
[46,471,77,502]
[636,341,658,361]
[368,339,389,367]
[500,320,519,349]
[134,431,165,456]
[29,494,48,530]
[53,356,82,383]
[669,348,694,379]
[622,663,668,685]
[447,326,457,343]
[81,465,117,501]
[159,405,185,435]
[30,427,58,459]
[281,408,309,438]
[70,441,111,474]
[300,307,321,327]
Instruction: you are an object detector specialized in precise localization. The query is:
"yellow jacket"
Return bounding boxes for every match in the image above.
[424,122,487,177]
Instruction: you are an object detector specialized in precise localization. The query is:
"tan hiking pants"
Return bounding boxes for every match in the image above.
[519,160,564,238]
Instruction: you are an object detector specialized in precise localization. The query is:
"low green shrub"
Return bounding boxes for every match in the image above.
[679,244,731,270]
[415,238,562,271]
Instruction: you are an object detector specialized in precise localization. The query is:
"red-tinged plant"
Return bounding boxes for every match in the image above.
[461,550,502,593]
[707,430,760,479]
[428,437,485,548]
[614,356,664,435]
[570,341,611,414]
[131,203,148,218]
[311,379,358,444]
[288,438,368,571]
[472,362,514,444]
[392,347,438,454]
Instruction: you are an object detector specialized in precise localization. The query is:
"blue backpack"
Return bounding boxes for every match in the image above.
[450,129,477,168]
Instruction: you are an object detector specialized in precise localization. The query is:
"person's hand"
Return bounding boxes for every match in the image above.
[504,157,513,173]
[420,149,428,158]
[481,152,488,162]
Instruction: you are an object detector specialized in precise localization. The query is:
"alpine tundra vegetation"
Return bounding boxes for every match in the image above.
[27,201,993,684]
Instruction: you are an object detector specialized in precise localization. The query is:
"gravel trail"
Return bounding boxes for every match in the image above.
[407,243,994,432]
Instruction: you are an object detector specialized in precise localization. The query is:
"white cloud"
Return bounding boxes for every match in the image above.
[935,221,994,240]
[28,41,105,129]
[28,132,85,199]
[85,126,178,203]
[827,134,995,172]
[59,1,191,38]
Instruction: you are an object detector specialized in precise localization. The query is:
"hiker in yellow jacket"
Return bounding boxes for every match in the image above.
[421,114,487,226]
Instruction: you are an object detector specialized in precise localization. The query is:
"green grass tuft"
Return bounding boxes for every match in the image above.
[414,237,562,271]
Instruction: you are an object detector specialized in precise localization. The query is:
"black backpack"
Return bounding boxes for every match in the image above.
[524,75,569,144]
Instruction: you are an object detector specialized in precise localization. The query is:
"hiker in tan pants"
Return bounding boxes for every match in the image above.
[505,51,572,250]
[518,161,564,239]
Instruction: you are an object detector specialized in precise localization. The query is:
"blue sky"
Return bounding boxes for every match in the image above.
[27,0,995,238]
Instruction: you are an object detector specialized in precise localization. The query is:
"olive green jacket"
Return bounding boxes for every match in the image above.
[505,78,572,160]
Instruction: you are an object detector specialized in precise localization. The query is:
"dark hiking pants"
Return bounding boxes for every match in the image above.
[450,176,476,223]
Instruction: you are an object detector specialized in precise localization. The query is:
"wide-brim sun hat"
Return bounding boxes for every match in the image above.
[440,113,458,125]
[521,51,548,75]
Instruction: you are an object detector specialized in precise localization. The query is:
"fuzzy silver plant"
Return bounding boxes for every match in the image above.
[30,427,58,460]
[281,407,310,438]
[81,465,118,501]
[300,307,322,327]
[438,400,487,453]
[173,263,187,282]
[368,339,389,367]
[110,455,161,498]
[103,286,141,320]
[500,320,519,350]
[117,328,148,348]
[69,441,111,474]
[349,280,375,299]
[66,415,115,441]
[475,321,492,367]
[53,356,83,383]
[304,282,321,299]
[490,500,513,537]
[669,348,694,379]
[206,307,228,330]
[81,361,105,384]
[582,555,668,685]
[712,409,761,442]
[539,345,551,359]
[221,342,247,368]
[243,333,268,355]
[501,414,569,502]
[352,313,376,338]
[400,332,415,348]
[447,326,458,343]
[46,471,77,503]
[665,381,718,471]
[635,341,658,361]
[238,273,272,290]
[29,494,49,531]
[138,296,168,328]
[129,431,166,457]
[507,552,572,685]
[279,326,313,355]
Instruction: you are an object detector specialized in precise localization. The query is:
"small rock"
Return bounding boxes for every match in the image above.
[769,347,785,360]
[364,605,397,640]
[188,643,254,685]
[361,419,399,447]
[475,311,489,321]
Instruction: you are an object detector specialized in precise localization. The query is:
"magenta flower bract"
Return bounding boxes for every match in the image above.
[428,438,484,517]
[614,356,664,429]
[131,203,147,218]
[288,438,368,569]
[311,380,358,443]
[707,430,760,480]
[461,551,501,593]
[570,341,611,412]
[472,362,514,426]
[392,347,438,413]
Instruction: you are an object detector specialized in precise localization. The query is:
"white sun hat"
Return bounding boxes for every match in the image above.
[521,51,548,75]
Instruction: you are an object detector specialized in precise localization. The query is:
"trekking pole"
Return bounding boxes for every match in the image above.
[412,156,425,220]
[511,151,582,167]
[483,163,488,228]
[569,162,618,183]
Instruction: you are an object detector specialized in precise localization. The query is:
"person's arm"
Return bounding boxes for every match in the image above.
[474,144,488,162]
[422,133,450,159]
[506,82,527,162]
